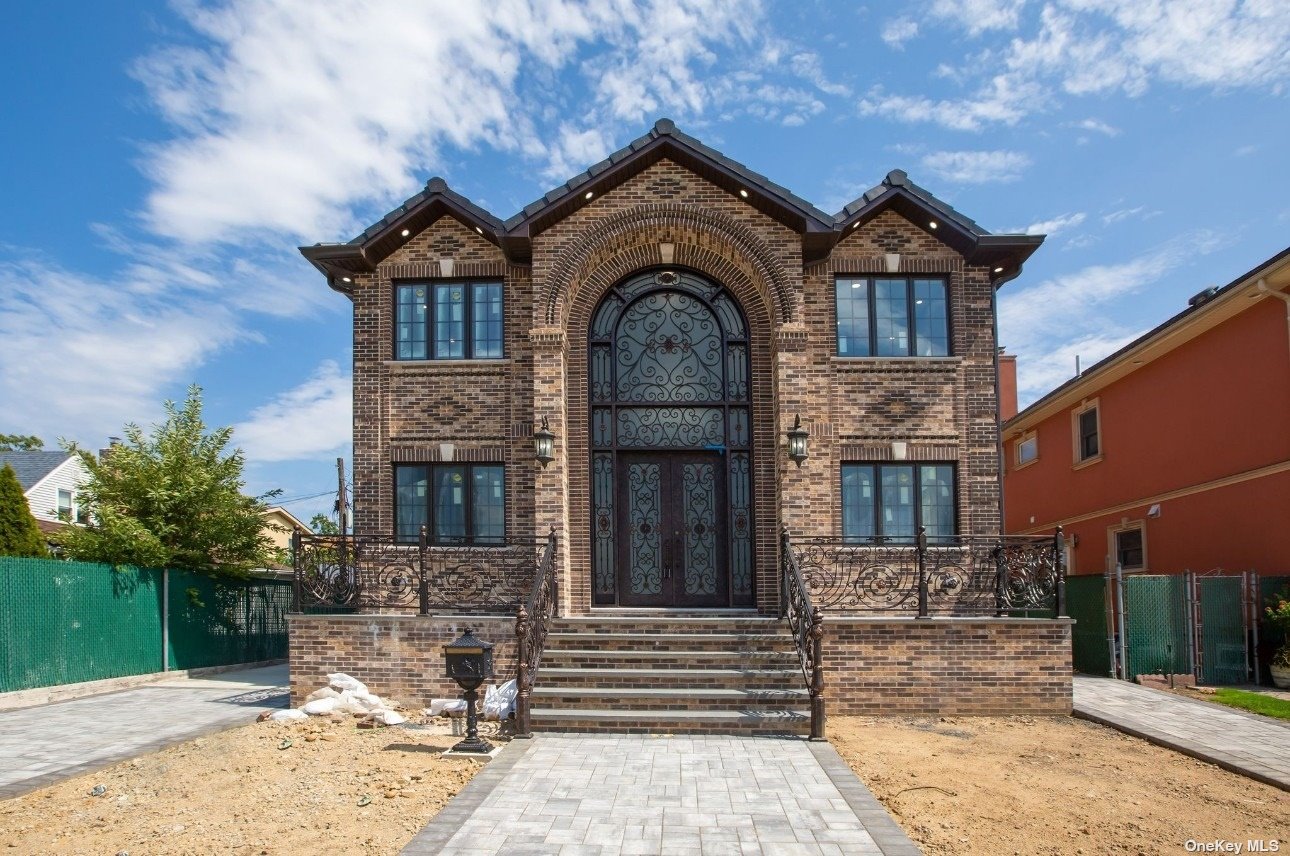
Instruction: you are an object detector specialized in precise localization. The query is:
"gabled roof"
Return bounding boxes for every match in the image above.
[834,169,1044,282]
[300,119,1044,294]
[0,451,72,491]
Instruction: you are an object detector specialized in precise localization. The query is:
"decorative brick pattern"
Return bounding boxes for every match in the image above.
[287,614,516,707]
[822,618,1073,715]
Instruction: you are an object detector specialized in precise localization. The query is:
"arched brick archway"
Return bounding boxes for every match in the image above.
[549,218,789,614]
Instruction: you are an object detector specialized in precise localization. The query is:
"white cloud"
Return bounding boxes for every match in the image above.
[233,361,352,464]
[1071,117,1119,136]
[1014,330,1145,406]
[0,256,246,444]
[920,149,1032,183]
[881,18,920,49]
[135,0,768,246]
[1102,205,1146,225]
[1011,211,1086,235]
[861,1,1290,130]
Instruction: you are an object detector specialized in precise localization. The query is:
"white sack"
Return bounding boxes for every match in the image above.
[302,697,340,716]
[305,687,341,703]
[366,709,407,726]
[269,709,308,722]
[483,680,518,721]
[327,673,369,696]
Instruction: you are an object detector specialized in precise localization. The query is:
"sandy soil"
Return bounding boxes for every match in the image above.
[831,715,1289,856]
[0,715,493,855]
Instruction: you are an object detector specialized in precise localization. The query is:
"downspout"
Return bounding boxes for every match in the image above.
[1256,278,1290,367]
[991,280,1006,537]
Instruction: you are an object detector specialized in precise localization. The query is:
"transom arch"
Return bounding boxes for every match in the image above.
[541,203,797,330]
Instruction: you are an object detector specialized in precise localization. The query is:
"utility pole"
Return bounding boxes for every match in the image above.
[336,457,349,535]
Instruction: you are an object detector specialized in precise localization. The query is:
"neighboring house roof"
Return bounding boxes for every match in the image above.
[1005,244,1290,432]
[301,118,1044,295]
[0,451,73,492]
[262,505,310,532]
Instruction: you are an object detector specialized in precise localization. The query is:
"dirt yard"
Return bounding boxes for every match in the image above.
[0,715,490,855]
[831,715,1289,856]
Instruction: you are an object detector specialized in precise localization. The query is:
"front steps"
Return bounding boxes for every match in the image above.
[530,613,810,735]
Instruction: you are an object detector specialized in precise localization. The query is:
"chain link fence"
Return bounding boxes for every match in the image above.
[0,558,290,694]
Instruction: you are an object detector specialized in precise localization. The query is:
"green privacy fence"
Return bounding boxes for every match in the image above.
[1066,575,1112,676]
[1196,576,1248,685]
[1123,574,1191,678]
[0,558,290,694]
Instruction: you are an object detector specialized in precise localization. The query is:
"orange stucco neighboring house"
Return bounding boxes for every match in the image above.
[1002,246,1290,578]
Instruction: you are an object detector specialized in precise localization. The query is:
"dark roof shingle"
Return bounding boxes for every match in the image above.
[0,451,71,491]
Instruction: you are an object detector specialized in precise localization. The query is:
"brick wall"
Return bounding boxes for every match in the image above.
[287,614,516,708]
[822,618,1073,715]
[346,158,1008,613]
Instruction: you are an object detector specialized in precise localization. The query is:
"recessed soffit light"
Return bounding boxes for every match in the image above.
[928,221,938,229]
[739,189,749,198]
[584,191,594,200]
[994,267,1004,273]
[475,226,484,234]
[341,276,352,283]
[401,228,410,237]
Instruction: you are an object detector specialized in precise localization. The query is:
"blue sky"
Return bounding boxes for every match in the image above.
[2,0,1288,524]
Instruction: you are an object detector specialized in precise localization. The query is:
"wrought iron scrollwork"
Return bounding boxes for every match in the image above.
[781,529,825,741]
[514,529,559,738]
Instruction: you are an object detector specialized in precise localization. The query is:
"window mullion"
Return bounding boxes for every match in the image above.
[867,279,877,357]
[465,283,475,360]
[906,278,916,356]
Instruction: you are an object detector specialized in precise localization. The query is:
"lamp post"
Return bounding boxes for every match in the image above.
[787,414,809,467]
[534,416,556,467]
[442,628,495,754]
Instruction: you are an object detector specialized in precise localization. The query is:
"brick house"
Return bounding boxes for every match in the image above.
[293,120,1073,731]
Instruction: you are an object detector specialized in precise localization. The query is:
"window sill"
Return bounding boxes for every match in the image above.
[383,358,511,371]
[831,356,961,368]
[1072,454,1103,471]
[1013,457,1039,471]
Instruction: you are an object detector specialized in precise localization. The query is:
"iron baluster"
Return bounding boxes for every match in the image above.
[1054,526,1068,619]
[514,604,531,738]
[809,605,825,741]
[418,525,429,616]
[994,544,1007,618]
[916,525,929,619]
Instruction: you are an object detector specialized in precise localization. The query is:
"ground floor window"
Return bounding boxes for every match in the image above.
[1113,525,1144,570]
[394,464,505,544]
[841,463,956,543]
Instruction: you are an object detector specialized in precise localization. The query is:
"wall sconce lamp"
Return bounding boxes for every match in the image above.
[787,415,809,467]
[533,417,556,467]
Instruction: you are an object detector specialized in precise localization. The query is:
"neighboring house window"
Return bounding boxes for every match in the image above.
[835,277,949,357]
[57,489,72,522]
[394,464,505,544]
[1073,401,1101,464]
[1015,434,1038,468]
[75,497,89,525]
[841,463,956,543]
[395,282,503,360]
[1113,526,1144,570]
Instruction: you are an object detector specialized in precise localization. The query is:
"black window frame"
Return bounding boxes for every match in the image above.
[393,463,506,545]
[1077,406,1100,462]
[840,462,958,544]
[393,280,505,361]
[1114,526,1144,570]
[834,275,951,358]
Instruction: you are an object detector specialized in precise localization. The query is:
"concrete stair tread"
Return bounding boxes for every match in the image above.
[530,707,809,721]
[533,686,808,698]
[541,667,798,677]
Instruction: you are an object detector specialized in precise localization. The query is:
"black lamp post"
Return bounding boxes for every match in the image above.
[534,416,556,467]
[787,414,809,467]
[442,627,495,754]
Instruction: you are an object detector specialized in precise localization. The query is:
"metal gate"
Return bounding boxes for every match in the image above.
[1067,575,1113,676]
[1192,574,1254,685]
[1122,574,1190,679]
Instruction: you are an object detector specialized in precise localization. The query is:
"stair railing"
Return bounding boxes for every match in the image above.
[514,528,558,738]
[780,528,825,741]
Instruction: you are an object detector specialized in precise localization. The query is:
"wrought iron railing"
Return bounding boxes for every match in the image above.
[514,528,559,738]
[780,528,826,741]
[291,528,548,613]
[785,527,1068,618]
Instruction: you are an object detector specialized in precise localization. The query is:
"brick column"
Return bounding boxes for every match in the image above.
[530,327,573,613]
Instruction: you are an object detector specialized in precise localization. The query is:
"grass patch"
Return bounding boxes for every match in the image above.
[1211,688,1290,721]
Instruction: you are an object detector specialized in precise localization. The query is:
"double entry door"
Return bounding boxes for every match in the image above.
[617,452,727,607]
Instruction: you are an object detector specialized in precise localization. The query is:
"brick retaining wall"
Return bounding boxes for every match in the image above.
[288,614,516,708]
[822,618,1073,715]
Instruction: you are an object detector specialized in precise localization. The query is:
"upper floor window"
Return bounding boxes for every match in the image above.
[396,282,503,360]
[1015,434,1038,468]
[841,462,956,543]
[394,463,505,544]
[1073,401,1100,464]
[57,489,72,522]
[835,277,949,357]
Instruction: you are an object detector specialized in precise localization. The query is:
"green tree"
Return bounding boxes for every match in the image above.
[0,464,47,557]
[309,513,340,535]
[56,386,278,578]
[0,434,44,451]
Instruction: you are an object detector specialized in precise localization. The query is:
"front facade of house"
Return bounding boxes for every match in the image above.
[293,121,1072,724]
[1003,247,1290,578]
[0,451,90,535]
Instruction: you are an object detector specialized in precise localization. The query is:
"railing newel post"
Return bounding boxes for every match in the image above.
[1054,526,1068,619]
[290,530,302,613]
[514,603,531,738]
[916,525,930,619]
[417,525,429,617]
[995,542,1008,617]
[780,527,791,620]
[809,605,826,741]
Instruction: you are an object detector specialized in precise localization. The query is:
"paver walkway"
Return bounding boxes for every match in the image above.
[1073,675,1290,791]
[0,664,287,799]
[404,734,921,855]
